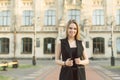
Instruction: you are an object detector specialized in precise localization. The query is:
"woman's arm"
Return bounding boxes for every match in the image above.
[75,41,89,65]
[55,40,65,66]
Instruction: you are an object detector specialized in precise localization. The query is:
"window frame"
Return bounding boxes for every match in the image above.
[22,38,32,54]
[44,10,56,26]
[22,10,33,26]
[93,37,105,54]
[116,9,120,25]
[0,10,11,26]
[68,9,80,24]
[44,38,55,54]
[92,9,104,26]
[0,38,9,54]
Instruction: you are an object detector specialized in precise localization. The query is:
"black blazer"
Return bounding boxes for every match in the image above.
[59,38,86,80]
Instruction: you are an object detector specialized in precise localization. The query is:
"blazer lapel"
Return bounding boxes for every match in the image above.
[64,38,72,58]
[76,40,81,57]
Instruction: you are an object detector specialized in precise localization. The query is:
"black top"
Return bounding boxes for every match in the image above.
[71,47,77,68]
[59,38,86,80]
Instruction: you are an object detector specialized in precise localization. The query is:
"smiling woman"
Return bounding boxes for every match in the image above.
[55,19,89,80]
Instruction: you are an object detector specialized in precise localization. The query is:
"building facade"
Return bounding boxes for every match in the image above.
[0,0,120,59]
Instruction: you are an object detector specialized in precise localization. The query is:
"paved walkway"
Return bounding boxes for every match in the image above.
[0,59,120,80]
[32,65,112,80]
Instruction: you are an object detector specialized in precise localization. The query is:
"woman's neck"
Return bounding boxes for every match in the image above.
[68,37,75,41]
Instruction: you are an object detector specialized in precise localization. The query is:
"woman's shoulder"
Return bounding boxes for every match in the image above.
[57,38,67,44]
[77,39,83,43]
[60,38,66,41]
[56,38,66,43]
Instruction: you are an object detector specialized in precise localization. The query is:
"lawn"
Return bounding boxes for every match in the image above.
[0,75,13,80]
[0,64,42,80]
[104,66,120,69]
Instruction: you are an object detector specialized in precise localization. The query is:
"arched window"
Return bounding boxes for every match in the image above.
[93,37,104,54]
[116,37,120,54]
[22,38,32,54]
[44,38,55,54]
[0,38,9,54]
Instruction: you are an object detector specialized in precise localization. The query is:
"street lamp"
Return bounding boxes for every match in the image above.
[107,16,115,66]
[32,16,40,65]
[32,0,36,66]
[110,21,115,66]
[32,32,36,65]
[13,15,17,61]
[32,17,36,66]
[12,15,18,68]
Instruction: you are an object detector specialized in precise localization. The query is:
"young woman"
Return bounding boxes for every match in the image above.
[55,19,89,80]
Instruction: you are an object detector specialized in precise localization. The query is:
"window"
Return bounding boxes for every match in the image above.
[22,38,32,54]
[0,38,9,54]
[116,10,120,25]
[86,41,89,48]
[44,10,56,26]
[93,37,104,54]
[22,10,33,26]
[36,38,40,47]
[0,11,10,26]
[68,9,80,24]
[116,38,120,54]
[92,9,104,25]
[44,38,55,54]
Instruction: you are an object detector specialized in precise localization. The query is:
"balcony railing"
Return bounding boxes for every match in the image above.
[19,26,34,32]
[42,27,57,32]
[0,26,11,32]
[90,26,120,32]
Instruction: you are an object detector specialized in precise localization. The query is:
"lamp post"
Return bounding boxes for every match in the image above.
[110,21,115,66]
[32,16,37,65]
[13,15,17,61]
[32,0,36,65]
[107,16,115,66]
[32,24,36,65]
[13,24,16,59]
[12,14,18,68]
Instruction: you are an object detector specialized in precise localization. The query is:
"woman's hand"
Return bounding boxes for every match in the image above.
[74,58,81,65]
[65,58,73,66]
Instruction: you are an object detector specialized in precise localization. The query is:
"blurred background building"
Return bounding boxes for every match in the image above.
[0,0,120,59]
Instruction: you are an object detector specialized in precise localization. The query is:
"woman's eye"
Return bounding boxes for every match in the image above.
[69,27,72,29]
[74,28,77,30]
[69,27,77,30]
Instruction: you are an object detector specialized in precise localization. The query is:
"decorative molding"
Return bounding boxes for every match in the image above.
[22,0,33,7]
[22,0,32,2]
[0,0,10,1]
[64,0,82,7]
[44,0,55,7]
[116,0,120,6]
[42,27,57,32]
[0,0,10,7]
[92,0,104,7]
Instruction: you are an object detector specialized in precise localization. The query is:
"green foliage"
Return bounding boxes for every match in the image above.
[0,75,13,80]
[105,66,120,69]
[19,64,42,69]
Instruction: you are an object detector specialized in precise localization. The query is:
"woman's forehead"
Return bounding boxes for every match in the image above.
[69,23,77,27]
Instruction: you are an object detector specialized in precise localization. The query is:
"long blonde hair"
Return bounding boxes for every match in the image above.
[66,19,81,40]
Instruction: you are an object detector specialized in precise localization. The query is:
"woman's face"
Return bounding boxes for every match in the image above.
[67,23,77,38]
